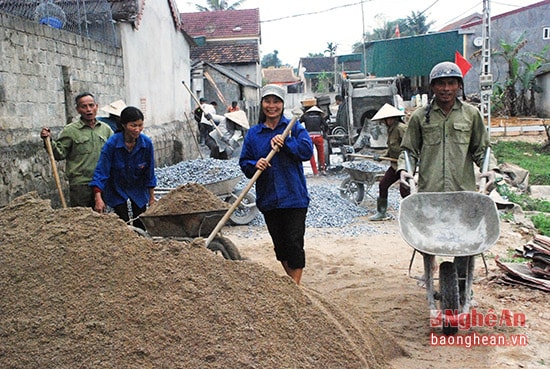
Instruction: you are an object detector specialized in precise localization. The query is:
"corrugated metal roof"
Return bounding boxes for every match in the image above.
[365,31,464,77]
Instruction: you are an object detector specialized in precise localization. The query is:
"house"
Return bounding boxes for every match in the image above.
[0,0,196,207]
[353,0,550,103]
[181,9,261,86]
[262,67,302,92]
[193,61,261,123]
[297,56,336,94]
[181,8,262,121]
[458,0,550,97]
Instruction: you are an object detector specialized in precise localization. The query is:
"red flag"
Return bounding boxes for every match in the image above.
[455,51,472,76]
[394,24,400,38]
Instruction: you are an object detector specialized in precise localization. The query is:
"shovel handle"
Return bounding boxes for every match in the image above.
[43,137,67,208]
[181,80,224,137]
[205,115,300,247]
[346,153,397,162]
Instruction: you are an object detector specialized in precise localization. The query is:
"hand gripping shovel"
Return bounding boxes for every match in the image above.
[205,114,300,247]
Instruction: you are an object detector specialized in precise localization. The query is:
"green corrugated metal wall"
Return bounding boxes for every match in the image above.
[365,31,464,77]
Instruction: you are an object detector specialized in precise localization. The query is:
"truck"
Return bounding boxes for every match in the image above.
[336,74,404,151]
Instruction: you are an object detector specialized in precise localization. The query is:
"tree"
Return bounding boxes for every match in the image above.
[493,33,549,117]
[324,42,337,57]
[194,0,246,11]
[307,52,323,58]
[261,50,282,68]
[404,11,433,35]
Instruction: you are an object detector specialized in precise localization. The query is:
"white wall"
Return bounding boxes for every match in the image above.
[119,0,192,126]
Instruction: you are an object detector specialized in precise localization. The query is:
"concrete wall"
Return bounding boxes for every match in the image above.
[0,3,198,208]
[462,2,550,113]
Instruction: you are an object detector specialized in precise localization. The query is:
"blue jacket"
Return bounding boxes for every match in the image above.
[90,132,157,208]
[239,115,313,212]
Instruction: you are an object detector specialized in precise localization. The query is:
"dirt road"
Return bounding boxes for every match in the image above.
[224,175,549,369]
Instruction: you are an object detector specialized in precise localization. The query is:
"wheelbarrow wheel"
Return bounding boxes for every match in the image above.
[215,236,242,260]
[227,191,259,225]
[439,261,460,335]
[339,177,364,204]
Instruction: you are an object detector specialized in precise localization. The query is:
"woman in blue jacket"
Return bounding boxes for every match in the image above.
[90,106,157,230]
[239,84,313,284]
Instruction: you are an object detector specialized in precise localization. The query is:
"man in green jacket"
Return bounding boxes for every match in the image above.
[40,92,113,207]
[397,61,498,311]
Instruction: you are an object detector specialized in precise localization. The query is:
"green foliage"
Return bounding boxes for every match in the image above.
[324,42,337,57]
[531,213,550,236]
[261,50,282,68]
[195,0,246,11]
[492,141,550,185]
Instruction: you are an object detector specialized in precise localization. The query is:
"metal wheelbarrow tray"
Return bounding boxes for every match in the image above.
[140,209,227,238]
[339,161,387,204]
[398,191,500,257]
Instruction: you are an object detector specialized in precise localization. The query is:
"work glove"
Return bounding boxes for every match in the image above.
[400,170,415,189]
[204,113,213,121]
[372,153,381,162]
[229,138,239,148]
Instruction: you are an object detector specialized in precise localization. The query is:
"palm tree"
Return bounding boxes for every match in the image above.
[324,42,338,57]
[194,0,246,11]
[405,11,433,35]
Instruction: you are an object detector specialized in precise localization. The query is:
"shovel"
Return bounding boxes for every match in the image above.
[346,153,397,162]
[43,137,67,208]
[205,114,300,247]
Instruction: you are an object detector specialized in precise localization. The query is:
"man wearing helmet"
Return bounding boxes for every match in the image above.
[396,61,499,306]
[397,61,497,192]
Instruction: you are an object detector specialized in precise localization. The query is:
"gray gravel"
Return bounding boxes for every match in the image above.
[155,158,403,231]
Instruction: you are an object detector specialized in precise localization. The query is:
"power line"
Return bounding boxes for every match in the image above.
[261,1,366,23]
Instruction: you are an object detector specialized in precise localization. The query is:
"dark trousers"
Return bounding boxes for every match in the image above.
[113,200,147,230]
[69,184,94,208]
[378,166,410,199]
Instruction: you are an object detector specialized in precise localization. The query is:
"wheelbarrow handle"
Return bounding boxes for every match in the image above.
[403,150,416,193]
[204,114,301,247]
[479,147,491,194]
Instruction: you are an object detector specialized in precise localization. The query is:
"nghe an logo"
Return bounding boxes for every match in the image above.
[430,309,526,330]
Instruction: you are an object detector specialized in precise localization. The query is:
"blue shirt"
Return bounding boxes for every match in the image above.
[239,115,313,212]
[90,132,157,208]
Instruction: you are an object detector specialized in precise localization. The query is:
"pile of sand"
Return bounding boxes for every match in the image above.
[0,192,404,368]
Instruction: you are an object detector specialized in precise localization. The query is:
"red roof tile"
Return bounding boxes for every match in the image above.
[181,9,260,39]
[191,41,259,64]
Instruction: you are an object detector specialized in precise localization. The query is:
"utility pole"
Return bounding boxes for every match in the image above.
[480,0,493,135]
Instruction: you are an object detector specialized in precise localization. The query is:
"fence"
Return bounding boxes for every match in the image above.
[0,0,118,47]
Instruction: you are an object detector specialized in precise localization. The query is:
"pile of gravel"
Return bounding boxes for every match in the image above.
[155,158,401,230]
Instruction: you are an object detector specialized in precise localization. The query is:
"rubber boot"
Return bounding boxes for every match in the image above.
[369,198,389,221]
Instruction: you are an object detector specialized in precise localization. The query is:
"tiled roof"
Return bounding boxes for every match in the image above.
[191,41,260,64]
[206,62,260,88]
[181,9,260,39]
[438,13,482,32]
[262,68,300,84]
[300,57,335,73]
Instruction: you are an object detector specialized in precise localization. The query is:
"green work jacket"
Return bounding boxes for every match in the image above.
[50,119,113,185]
[384,121,407,170]
[397,99,497,192]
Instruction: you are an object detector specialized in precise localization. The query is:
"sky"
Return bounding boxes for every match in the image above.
[176,0,541,67]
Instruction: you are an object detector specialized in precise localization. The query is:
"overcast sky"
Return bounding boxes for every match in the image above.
[176,0,540,67]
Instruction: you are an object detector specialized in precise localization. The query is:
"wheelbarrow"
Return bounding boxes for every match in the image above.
[139,196,243,261]
[155,175,259,225]
[338,160,387,204]
[398,150,500,335]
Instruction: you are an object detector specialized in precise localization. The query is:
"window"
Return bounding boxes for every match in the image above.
[544,27,550,40]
